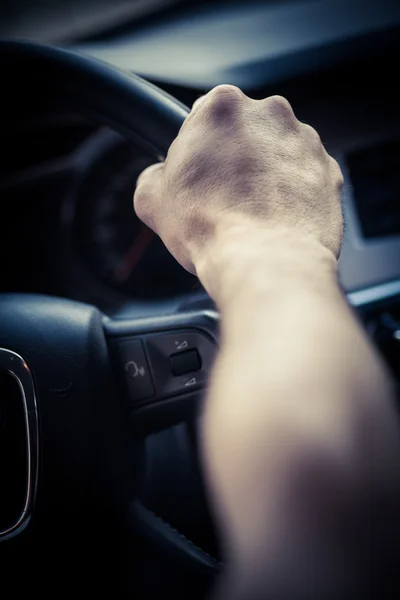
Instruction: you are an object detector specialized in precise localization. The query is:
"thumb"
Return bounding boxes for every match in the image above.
[134,162,164,231]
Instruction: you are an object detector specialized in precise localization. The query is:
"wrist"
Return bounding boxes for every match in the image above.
[194,216,339,309]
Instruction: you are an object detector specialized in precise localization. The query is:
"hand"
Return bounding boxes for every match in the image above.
[134,85,344,291]
[135,86,400,599]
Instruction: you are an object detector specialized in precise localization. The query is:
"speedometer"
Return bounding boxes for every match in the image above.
[72,136,199,300]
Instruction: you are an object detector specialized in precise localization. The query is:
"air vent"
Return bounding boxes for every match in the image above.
[0,350,38,541]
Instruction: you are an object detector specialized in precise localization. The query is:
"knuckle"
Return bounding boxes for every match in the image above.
[301,123,326,156]
[303,123,321,145]
[192,94,206,112]
[265,95,296,122]
[205,84,244,120]
[330,157,345,189]
[210,84,243,101]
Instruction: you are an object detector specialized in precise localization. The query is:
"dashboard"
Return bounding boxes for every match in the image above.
[0,0,399,319]
[64,131,199,304]
[2,6,400,595]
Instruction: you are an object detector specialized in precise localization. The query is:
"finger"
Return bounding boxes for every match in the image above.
[192,94,207,113]
[191,85,246,119]
[134,162,164,230]
[329,156,345,190]
[136,161,163,189]
[179,93,207,130]
[300,122,328,158]
[259,95,300,130]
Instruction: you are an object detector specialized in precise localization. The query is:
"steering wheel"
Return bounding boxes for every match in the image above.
[0,41,219,596]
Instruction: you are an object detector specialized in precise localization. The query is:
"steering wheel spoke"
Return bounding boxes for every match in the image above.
[104,309,219,436]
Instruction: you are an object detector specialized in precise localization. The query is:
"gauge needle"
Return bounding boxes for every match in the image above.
[112,226,155,284]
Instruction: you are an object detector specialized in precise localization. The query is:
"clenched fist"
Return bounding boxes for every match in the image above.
[134,86,400,600]
[134,85,344,290]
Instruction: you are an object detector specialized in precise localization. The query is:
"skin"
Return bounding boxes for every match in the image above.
[134,85,400,599]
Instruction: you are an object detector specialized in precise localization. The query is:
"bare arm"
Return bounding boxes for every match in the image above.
[134,86,400,598]
[199,224,400,599]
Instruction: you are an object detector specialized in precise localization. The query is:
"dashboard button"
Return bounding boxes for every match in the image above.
[170,349,202,376]
[145,330,216,397]
[118,339,155,402]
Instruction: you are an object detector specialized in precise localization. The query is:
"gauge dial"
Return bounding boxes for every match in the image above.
[73,140,199,300]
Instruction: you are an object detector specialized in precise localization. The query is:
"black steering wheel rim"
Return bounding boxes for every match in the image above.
[0,40,220,596]
[0,39,189,157]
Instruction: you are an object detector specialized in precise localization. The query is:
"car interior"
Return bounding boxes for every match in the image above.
[1,0,400,596]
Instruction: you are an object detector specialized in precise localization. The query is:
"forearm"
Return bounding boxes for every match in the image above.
[198,222,400,598]
[135,86,400,598]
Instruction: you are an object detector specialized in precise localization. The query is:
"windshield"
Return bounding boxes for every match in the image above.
[1,0,312,43]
